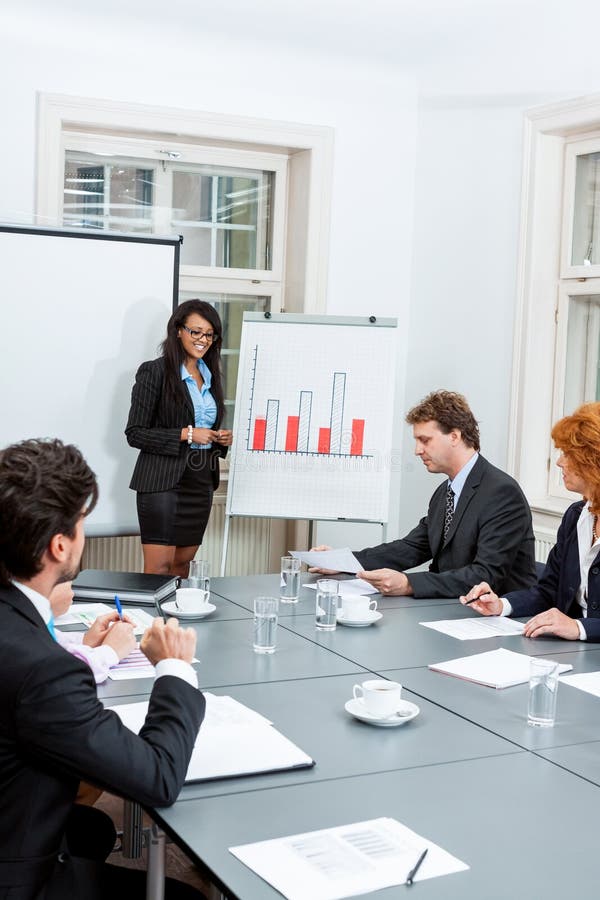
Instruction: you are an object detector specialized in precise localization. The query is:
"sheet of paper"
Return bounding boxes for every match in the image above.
[230,817,468,900]
[560,671,600,698]
[429,647,573,689]
[107,693,313,782]
[420,617,525,640]
[291,548,362,574]
[304,578,378,597]
[107,645,154,680]
[54,604,155,637]
[55,602,113,626]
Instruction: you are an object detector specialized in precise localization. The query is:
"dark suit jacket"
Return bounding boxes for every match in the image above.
[0,583,205,900]
[125,356,227,493]
[506,500,600,640]
[354,455,536,598]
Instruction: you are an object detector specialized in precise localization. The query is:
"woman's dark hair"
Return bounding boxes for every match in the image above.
[161,300,226,428]
[0,438,98,585]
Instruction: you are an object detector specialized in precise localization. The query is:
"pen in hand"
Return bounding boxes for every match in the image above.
[406,847,428,886]
[114,594,124,620]
[465,591,491,605]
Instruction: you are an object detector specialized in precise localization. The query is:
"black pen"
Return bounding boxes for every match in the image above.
[465,591,491,605]
[406,847,428,886]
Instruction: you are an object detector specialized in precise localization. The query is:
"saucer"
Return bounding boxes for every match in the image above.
[337,610,383,627]
[162,600,216,620]
[344,698,419,727]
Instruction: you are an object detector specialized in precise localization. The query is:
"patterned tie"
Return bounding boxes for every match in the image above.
[47,614,57,641]
[443,483,455,544]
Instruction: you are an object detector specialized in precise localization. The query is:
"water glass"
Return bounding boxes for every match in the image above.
[315,578,339,631]
[280,556,301,603]
[528,658,560,727]
[253,596,278,654]
[189,559,210,594]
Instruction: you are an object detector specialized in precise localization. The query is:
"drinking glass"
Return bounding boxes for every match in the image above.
[528,658,560,727]
[315,578,339,631]
[280,556,301,603]
[253,596,278,654]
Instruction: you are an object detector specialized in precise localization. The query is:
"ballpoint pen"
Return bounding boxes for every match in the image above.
[465,591,491,605]
[406,847,428,886]
[114,594,124,620]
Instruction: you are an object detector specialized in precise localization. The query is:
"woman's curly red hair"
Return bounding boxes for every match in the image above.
[552,402,600,514]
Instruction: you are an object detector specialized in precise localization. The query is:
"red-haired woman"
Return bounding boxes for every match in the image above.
[461,402,600,640]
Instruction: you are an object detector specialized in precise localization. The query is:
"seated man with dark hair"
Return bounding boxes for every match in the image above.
[312,390,536,599]
[0,438,205,900]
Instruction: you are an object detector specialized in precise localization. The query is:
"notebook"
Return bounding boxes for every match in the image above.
[73,569,177,605]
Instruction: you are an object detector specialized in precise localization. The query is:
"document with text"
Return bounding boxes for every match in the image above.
[230,817,468,899]
[420,617,525,640]
[291,548,362,574]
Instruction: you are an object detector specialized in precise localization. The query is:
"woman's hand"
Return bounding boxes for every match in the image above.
[460,582,503,616]
[192,428,219,445]
[82,611,135,647]
[215,429,233,446]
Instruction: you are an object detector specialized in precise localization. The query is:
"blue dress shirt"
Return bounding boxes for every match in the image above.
[181,359,217,449]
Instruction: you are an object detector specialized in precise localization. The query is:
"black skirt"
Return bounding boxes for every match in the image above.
[136,449,218,546]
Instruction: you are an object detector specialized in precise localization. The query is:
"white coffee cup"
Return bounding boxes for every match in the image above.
[341,595,378,620]
[175,587,210,613]
[353,679,402,717]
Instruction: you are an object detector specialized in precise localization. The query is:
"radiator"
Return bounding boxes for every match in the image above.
[533,528,556,565]
[81,494,272,576]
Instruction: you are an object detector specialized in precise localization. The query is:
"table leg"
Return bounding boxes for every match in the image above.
[146,823,166,900]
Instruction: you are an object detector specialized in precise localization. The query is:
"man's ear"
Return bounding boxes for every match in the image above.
[449,428,462,446]
[47,533,69,564]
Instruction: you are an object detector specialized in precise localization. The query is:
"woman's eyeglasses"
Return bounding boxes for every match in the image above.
[181,325,217,342]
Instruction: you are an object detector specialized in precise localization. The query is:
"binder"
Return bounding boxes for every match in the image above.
[73,569,177,605]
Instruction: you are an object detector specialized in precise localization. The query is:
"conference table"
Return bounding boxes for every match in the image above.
[96,575,600,899]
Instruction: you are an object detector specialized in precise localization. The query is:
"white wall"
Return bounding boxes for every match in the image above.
[5,0,600,548]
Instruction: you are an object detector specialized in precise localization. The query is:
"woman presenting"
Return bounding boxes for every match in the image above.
[461,402,600,640]
[126,299,233,576]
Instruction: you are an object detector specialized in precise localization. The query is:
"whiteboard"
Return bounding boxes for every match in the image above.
[0,225,179,536]
[227,314,397,523]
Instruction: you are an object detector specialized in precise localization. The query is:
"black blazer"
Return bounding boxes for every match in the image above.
[0,583,205,900]
[126,357,227,493]
[355,455,536,598]
[507,500,600,640]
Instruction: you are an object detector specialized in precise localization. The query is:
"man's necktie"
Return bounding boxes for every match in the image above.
[47,614,57,641]
[443,483,455,543]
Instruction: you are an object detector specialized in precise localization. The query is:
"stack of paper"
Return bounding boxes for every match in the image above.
[108,693,314,782]
[55,603,155,636]
[230,817,468,899]
[429,648,572,689]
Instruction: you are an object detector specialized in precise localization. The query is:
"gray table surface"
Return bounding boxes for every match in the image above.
[537,740,600,786]
[126,672,517,801]
[153,752,600,900]
[210,573,457,613]
[392,648,600,750]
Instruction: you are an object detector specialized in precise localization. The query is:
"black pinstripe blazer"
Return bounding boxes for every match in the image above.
[125,357,227,493]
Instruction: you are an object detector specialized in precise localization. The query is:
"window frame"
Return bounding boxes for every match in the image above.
[510,94,600,527]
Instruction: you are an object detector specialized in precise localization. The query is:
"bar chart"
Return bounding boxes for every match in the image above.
[247,349,371,458]
[228,315,397,523]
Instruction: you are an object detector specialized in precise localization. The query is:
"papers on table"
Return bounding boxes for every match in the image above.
[291,548,362,574]
[561,671,600,698]
[55,603,155,636]
[230,817,468,899]
[108,693,314,782]
[429,647,573,689]
[304,578,378,596]
[420,616,525,640]
[107,645,154,680]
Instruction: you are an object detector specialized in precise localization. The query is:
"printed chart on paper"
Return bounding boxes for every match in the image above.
[227,315,397,522]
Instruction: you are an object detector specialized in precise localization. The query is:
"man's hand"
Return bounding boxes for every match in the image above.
[523,608,580,640]
[83,611,136,647]
[357,569,413,596]
[141,617,196,665]
[460,582,502,616]
[307,544,340,575]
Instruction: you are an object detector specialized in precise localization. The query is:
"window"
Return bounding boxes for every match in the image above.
[37,93,334,435]
[510,95,600,526]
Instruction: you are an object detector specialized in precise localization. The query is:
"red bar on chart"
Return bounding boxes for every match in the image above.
[318,428,331,454]
[252,418,267,450]
[285,416,299,452]
[350,419,365,456]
